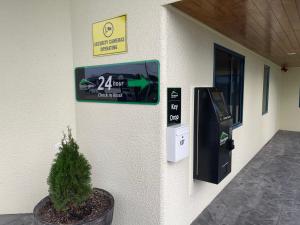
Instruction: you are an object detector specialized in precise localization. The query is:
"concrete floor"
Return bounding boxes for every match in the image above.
[192,130,300,225]
[0,214,33,225]
[0,130,299,225]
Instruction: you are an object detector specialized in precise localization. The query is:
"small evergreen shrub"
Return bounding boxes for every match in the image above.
[48,127,92,211]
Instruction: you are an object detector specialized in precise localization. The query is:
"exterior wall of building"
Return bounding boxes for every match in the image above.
[280,67,300,132]
[0,0,75,214]
[161,7,282,225]
[70,1,168,224]
[1,1,298,225]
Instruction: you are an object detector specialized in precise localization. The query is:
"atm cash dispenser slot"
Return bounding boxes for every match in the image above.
[193,88,234,184]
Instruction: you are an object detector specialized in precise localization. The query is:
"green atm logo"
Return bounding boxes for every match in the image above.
[220,132,229,146]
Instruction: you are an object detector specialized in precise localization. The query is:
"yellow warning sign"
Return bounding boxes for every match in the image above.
[92,15,127,56]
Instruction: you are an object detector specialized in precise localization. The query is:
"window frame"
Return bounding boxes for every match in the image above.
[299,88,300,108]
[213,44,245,129]
[262,65,270,115]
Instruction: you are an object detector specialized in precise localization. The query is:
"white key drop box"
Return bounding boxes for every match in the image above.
[167,124,189,162]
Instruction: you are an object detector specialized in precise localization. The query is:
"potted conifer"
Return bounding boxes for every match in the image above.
[33,128,114,225]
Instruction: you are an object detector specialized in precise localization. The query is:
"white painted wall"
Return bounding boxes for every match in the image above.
[161,7,282,225]
[0,1,298,225]
[0,0,75,214]
[280,68,300,131]
[70,1,165,225]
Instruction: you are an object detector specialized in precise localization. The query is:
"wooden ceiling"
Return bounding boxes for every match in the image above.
[172,0,300,67]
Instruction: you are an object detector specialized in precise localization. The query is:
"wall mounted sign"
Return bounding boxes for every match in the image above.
[167,88,181,126]
[75,60,159,104]
[92,15,127,56]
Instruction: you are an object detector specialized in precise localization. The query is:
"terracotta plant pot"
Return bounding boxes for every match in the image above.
[33,188,114,225]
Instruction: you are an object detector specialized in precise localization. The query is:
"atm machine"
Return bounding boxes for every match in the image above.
[193,87,234,184]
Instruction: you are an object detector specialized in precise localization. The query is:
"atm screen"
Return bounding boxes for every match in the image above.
[211,91,230,119]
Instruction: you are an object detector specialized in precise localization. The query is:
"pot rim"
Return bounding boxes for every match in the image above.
[33,188,114,225]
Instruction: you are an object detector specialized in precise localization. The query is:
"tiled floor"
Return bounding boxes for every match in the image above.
[192,130,300,225]
[0,131,299,225]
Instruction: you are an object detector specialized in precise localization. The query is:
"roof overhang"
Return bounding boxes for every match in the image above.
[172,0,300,67]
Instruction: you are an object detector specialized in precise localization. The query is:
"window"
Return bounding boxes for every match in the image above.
[214,44,245,127]
[262,65,270,114]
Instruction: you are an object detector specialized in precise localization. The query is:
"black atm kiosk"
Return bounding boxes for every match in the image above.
[194,87,234,184]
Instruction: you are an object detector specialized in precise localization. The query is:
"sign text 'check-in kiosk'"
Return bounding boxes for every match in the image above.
[194,88,234,184]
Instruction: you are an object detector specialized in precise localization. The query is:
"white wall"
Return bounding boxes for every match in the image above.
[280,67,300,131]
[0,1,296,224]
[161,7,282,225]
[0,0,75,214]
[70,1,165,225]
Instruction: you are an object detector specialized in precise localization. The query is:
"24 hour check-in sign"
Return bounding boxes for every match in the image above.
[92,15,127,56]
[75,60,159,104]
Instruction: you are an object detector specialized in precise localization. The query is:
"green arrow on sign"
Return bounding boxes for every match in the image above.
[127,74,150,90]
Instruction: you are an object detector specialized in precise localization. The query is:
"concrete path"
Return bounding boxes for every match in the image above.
[192,130,300,225]
[1,130,300,225]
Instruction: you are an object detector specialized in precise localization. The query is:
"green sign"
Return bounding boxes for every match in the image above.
[75,60,159,104]
[220,132,229,146]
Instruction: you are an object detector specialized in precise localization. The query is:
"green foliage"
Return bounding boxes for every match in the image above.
[48,127,92,211]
